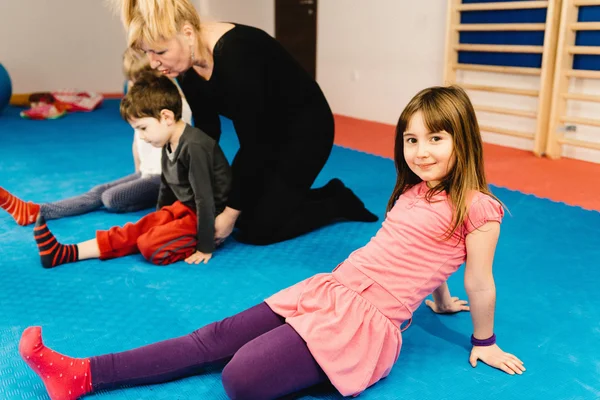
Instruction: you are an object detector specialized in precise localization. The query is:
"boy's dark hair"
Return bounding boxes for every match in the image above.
[120,72,183,122]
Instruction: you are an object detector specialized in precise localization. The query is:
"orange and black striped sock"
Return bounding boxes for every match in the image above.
[34,216,79,269]
[0,187,40,226]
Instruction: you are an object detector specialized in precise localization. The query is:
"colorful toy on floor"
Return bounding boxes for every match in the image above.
[20,103,67,120]
[19,92,67,120]
[53,90,103,112]
[18,90,103,120]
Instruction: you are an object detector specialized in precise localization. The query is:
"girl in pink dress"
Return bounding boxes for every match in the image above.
[18,85,525,400]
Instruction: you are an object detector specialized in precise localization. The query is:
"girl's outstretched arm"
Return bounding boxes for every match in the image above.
[464,221,525,375]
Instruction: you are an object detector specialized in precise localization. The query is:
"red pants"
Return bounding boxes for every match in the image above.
[96,201,197,265]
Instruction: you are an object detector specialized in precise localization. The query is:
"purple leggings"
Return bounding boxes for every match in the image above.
[90,303,328,399]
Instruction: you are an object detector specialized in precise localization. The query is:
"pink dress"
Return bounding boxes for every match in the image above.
[266,182,504,396]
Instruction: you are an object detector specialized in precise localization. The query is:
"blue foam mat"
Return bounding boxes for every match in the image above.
[1,101,599,399]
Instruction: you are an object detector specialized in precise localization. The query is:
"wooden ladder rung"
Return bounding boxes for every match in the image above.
[475,105,537,118]
[572,0,600,7]
[565,69,600,79]
[456,44,544,53]
[560,116,600,128]
[456,1,549,11]
[461,83,540,97]
[479,125,536,139]
[454,23,546,31]
[452,64,542,75]
[567,46,600,55]
[562,92,600,103]
[453,63,541,75]
[569,22,600,31]
[558,137,600,151]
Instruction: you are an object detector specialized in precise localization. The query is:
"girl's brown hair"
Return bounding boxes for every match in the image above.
[386,85,502,239]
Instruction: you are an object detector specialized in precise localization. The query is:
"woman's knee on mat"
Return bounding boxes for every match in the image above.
[236,216,283,245]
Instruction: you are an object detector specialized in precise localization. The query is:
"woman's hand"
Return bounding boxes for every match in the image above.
[214,207,241,246]
[470,344,525,375]
[425,296,470,314]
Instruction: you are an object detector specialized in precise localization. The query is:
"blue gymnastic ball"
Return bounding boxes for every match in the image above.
[0,63,11,114]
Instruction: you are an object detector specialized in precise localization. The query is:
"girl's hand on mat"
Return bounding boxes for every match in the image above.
[425,297,470,314]
[469,344,525,375]
[185,251,213,264]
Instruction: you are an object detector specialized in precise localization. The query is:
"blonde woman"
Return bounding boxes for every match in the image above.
[113,0,378,247]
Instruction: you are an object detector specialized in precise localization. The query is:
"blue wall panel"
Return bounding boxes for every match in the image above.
[458,1,546,68]
[457,2,600,70]
[574,6,600,70]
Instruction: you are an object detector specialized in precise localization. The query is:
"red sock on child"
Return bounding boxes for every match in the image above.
[0,187,40,226]
[34,216,79,268]
[19,326,92,400]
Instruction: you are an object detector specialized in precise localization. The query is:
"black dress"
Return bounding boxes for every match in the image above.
[178,24,376,245]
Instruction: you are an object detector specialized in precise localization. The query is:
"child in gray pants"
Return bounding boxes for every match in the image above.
[0,50,192,226]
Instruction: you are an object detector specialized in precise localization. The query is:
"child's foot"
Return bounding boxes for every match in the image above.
[0,187,40,226]
[34,216,79,268]
[19,326,92,400]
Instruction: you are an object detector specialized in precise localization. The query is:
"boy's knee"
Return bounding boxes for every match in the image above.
[136,236,159,264]
[137,235,193,265]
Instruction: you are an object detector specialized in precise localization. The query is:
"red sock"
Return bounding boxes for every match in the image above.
[34,216,79,269]
[19,326,92,400]
[0,187,40,226]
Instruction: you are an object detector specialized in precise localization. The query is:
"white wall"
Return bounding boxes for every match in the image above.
[2,0,597,161]
[562,79,600,163]
[0,0,272,94]
[196,0,274,36]
[317,1,447,125]
[460,70,540,153]
[452,62,600,163]
[199,0,447,125]
[0,1,126,94]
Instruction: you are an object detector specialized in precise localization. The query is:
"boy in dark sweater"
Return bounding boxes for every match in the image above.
[34,73,231,267]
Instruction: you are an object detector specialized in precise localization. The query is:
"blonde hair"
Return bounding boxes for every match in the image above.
[122,47,153,81]
[386,85,502,239]
[109,0,201,49]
